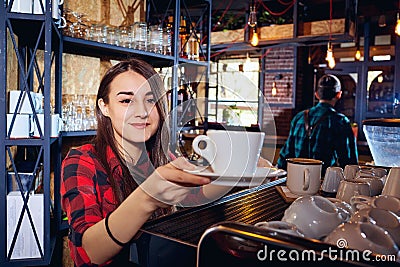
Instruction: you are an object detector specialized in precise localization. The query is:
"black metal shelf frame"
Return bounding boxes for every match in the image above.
[0,1,211,265]
[145,0,211,150]
[0,0,63,266]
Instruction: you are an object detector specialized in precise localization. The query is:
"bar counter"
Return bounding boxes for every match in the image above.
[129,177,396,267]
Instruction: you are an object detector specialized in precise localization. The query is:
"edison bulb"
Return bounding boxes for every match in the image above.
[250,29,259,46]
[326,44,335,69]
[396,19,400,36]
[271,82,277,96]
[355,49,361,61]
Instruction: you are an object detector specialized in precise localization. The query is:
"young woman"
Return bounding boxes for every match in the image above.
[61,58,211,266]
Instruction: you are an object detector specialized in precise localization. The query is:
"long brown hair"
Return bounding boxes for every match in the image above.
[94,58,170,205]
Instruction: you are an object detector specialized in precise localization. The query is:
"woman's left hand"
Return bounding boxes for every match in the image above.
[139,157,210,209]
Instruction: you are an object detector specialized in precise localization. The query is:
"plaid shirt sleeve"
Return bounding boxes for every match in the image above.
[277,112,304,170]
[61,147,105,267]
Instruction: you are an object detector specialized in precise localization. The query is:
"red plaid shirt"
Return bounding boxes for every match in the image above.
[61,144,128,266]
[61,144,192,266]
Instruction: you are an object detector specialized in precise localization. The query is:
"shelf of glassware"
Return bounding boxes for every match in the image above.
[63,36,209,67]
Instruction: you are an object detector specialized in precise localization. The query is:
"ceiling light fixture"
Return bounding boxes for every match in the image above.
[248,3,257,28]
[326,0,335,69]
[396,1,400,36]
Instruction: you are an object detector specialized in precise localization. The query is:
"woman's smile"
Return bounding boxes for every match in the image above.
[130,122,150,129]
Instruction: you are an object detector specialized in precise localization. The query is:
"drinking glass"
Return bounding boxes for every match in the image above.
[133,22,147,50]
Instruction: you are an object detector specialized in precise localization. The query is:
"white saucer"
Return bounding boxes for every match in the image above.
[184,167,287,187]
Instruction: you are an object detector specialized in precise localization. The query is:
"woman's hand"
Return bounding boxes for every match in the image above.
[140,157,211,209]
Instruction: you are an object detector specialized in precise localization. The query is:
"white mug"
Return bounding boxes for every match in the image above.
[281,195,343,239]
[8,0,32,13]
[327,197,354,222]
[33,113,62,138]
[343,164,360,180]
[349,195,373,211]
[286,158,322,195]
[336,180,370,203]
[6,114,31,138]
[192,130,265,176]
[382,167,400,198]
[324,221,399,255]
[349,207,400,246]
[321,166,344,193]
[9,91,43,114]
[33,0,63,18]
[354,176,383,196]
[373,195,400,216]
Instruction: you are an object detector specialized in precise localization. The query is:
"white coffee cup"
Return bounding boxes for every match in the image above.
[6,114,31,138]
[343,164,360,180]
[354,176,383,196]
[192,130,265,176]
[9,91,43,114]
[327,197,354,222]
[336,180,371,204]
[350,195,400,216]
[382,167,400,198]
[349,207,400,246]
[286,158,322,195]
[33,113,62,138]
[321,166,344,193]
[254,221,304,237]
[324,221,399,255]
[349,195,373,211]
[369,167,388,178]
[7,0,32,13]
[373,195,400,216]
[281,195,343,239]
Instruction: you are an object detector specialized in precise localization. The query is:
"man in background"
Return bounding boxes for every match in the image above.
[277,74,358,175]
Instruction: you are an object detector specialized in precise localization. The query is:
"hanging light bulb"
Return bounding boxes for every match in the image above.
[248,5,257,28]
[271,81,277,96]
[354,42,361,61]
[326,42,336,69]
[355,49,361,61]
[396,13,400,36]
[250,28,259,46]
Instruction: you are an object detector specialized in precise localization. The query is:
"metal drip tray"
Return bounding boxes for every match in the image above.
[142,179,287,244]
[130,179,289,266]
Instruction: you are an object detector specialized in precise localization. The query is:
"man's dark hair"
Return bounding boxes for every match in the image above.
[317,74,341,100]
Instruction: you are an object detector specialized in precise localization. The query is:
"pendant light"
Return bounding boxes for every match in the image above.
[248,0,258,46]
[396,2,400,36]
[326,0,335,69]
[250,28,259,46]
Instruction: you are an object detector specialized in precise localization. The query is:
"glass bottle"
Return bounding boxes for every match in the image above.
[186,22,199,61]
[179,16,188,58]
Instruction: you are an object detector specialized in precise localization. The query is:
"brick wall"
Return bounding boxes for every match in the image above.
[261,46,295,138]
[261,46,314,139]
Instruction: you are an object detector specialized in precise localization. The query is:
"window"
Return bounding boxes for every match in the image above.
[208,57,259,127]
